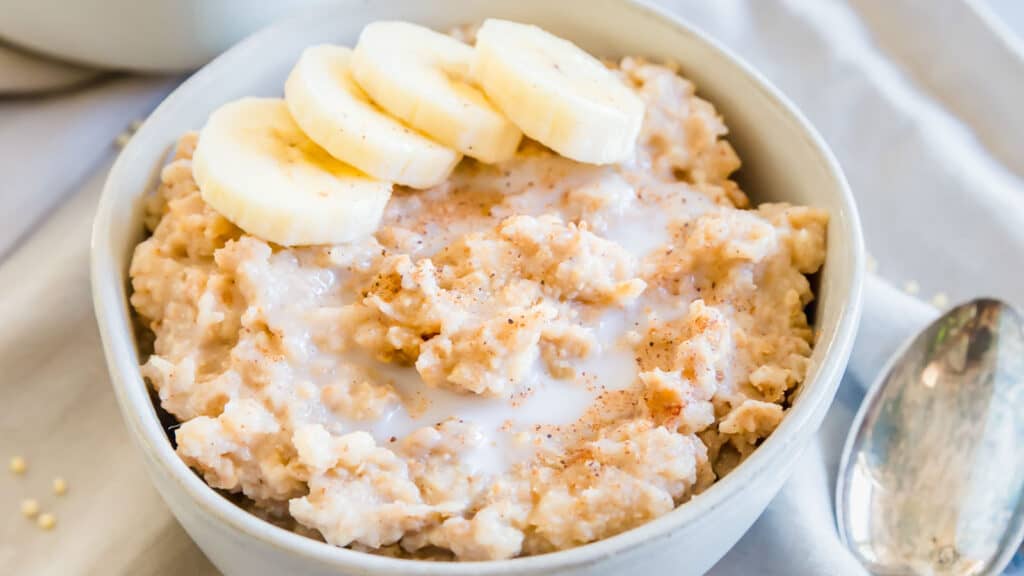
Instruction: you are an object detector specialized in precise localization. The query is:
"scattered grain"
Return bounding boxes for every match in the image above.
[20,499,40,518]
[9,456,26,474]
[114,132,132,149]
[37,513,56,531]
[865,253,878,274]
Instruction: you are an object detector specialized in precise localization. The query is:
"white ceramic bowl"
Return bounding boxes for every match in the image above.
[0,0,326,72]
[91,1,864,574]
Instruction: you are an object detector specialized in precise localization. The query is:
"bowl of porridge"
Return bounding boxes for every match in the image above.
[91,1,863,574]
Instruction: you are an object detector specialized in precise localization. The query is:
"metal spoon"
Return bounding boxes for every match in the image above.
[837,297,1024,575]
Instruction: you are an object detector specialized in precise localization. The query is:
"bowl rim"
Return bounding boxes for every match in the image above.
[91,1,864,573]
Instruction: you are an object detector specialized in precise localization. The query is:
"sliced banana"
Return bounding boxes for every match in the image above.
[285,44,460,189]
[192,98,392,246]
[474,19,645,165]
[351,21,522,164]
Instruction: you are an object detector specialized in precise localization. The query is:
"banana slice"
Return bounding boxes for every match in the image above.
[285,44,460,189]
[474,19,645,165]
[351,21,522,164]
[192,98,392,246]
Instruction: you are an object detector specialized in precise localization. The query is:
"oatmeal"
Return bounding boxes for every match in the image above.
[130,54,826,560]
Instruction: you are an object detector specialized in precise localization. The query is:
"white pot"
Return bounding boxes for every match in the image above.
[0,0,329,71]
[91,1,864,574]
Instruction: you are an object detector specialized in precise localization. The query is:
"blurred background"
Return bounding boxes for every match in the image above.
[1,1,1022,574]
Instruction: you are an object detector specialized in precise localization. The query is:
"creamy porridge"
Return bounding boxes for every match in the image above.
[130,22,826,561]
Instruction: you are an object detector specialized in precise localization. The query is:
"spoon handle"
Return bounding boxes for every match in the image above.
[1007,547,1024,574]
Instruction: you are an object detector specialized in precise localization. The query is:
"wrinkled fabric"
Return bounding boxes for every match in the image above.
[0,1,1022,574]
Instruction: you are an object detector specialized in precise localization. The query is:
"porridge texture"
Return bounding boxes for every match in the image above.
[130,58,827,560]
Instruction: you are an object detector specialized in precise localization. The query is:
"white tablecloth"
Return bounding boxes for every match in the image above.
[1,1,1022,574]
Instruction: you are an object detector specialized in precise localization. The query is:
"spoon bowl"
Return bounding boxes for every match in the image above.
[837,298,1024,575]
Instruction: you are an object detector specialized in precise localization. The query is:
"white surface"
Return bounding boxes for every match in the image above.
[91,2,860,575]
[0,76,176,259]
[1,0,1022,574]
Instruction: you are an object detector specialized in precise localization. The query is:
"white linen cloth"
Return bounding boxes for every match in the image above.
[0,1,1021,574]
